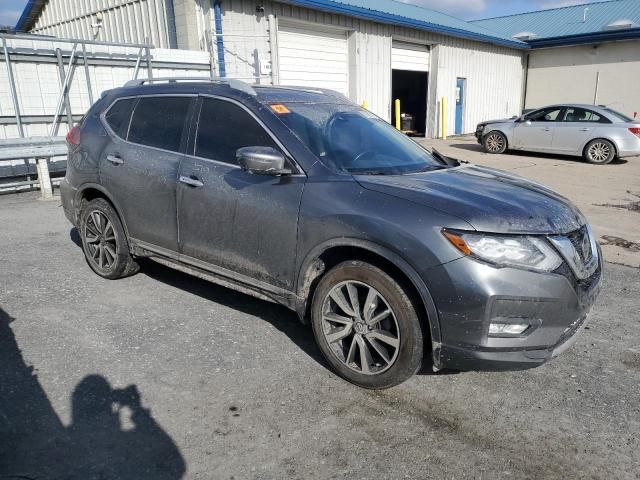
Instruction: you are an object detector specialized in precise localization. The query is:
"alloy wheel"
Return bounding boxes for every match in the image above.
[588,142,610,163]
[321,280,400,375]
[84,210,117,270]
[486,133,505,153]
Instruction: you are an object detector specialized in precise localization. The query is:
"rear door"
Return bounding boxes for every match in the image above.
[513,107,564,152]
[177,96,306,290]
[100,95,194,252]
[552,107,609,154]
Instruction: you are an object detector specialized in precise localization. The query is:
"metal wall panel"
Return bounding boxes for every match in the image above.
[30,0,176,48]
[526,41,640,118]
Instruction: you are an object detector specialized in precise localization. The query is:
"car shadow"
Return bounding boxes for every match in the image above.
[70,228,455,379]
[449,143,484,153]
[137,258,329,371]
[0,306,186,479]
[448,143,630,165]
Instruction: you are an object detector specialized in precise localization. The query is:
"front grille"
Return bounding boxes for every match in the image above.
[548,225,599,281]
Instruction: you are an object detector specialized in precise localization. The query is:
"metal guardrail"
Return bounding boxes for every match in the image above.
[0,137,67,198]
[0,136,67,161]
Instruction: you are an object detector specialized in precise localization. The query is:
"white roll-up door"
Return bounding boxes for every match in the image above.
[278,23,349,97]
[392,41,430,72]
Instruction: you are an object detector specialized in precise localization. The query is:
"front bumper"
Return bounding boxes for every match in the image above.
[424,253,603,371]
[475,125,484,142]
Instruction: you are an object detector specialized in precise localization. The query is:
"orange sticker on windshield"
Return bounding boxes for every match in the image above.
[270,104,291,114]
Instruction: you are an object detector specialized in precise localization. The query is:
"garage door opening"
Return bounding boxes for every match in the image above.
[391,69,428,136]
[391,41,429,137]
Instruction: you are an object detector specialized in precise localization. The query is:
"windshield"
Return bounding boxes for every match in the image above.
[603,107,635,123]
[271,103,444,175]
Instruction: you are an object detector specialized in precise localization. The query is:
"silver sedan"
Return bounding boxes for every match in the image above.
[476,104,640,164]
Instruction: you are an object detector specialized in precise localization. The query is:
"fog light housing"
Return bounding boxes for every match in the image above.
[489,322,530,337]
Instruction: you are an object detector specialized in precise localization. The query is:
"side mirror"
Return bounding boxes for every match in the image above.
[236,146,291,176]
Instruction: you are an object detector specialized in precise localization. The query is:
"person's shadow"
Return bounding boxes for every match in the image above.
[0,307,186,479]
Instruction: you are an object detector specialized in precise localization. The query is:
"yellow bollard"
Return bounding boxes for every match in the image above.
[362,99,369,110]
[395,99,401,130]
[441,96,448,140]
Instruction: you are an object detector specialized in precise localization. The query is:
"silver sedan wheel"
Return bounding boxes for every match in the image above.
[321,280,400,375]
[485,133,505,153]
[588,142,611,163]
[84,210,117,270]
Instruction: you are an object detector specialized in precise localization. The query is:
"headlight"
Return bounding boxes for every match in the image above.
[443,229,562,272]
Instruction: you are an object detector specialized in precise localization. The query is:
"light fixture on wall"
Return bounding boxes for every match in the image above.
[256,5,265,13]
[91,13,103,39]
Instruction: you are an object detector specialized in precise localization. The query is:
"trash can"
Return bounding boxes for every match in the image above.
[401,113,415,132]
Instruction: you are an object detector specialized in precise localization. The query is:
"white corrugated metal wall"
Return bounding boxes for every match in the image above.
[209,0,525,136]
[26,0,526,136]
[31,0,177,49]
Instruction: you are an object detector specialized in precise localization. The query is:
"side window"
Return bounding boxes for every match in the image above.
[529,107,563,122]
[562,107,608,123]
[104,98,135,137]
[195,98,279,165]
[128,96,192,152]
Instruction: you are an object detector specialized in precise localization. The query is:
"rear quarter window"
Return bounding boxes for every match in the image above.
[104,98,135,137]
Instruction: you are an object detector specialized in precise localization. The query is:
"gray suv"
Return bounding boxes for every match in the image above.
[61,78,603,389]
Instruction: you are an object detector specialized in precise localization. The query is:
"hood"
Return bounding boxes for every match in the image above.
[355,165,586,235]
[478,117,516,126]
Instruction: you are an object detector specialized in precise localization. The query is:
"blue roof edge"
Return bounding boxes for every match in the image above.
[13,0,529,49]
[14,0,39,31]
[284,0,529,49]
[526,28,640,47]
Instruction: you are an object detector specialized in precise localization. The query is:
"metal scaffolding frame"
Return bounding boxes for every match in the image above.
[0,33,156,197]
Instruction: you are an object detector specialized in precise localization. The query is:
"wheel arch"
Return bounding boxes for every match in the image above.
[483,129,510,149]
[295,238,443,367]
[75,184,130,238]
[581,137,619,159]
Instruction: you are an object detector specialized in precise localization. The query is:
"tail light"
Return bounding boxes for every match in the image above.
[629,127,640,139]
[66,125,81,146]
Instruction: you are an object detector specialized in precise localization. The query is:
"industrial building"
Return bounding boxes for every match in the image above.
[474,0,640,119]
[15,0,528,137]
[15,0,639,136]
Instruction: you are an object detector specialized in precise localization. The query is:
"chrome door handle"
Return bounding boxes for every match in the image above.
[542,128,550,131]
[179,175,204,188]
[579,128,591,131]
[106,154,123,165]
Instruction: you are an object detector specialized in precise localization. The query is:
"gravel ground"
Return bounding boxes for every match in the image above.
[1,192,639,480]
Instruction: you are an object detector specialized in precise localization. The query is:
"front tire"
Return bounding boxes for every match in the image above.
[79,198,139,279]
[310,261,424,389]
[483,131,508,154]
[584,139,615,164]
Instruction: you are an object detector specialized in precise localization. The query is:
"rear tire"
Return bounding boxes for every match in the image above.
[79,198,139,279]
[310,261,423,389]
[483,131,508,154]
[583,139,615,164]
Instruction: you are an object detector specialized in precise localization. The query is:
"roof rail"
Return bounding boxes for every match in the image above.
[123,77,257,96]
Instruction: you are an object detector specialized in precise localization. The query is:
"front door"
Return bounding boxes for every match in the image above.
[100,95,194,252]
[455,78,466,135]
[513,106,564,152]
[177,96,306,291]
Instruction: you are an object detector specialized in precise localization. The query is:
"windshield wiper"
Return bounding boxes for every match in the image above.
[351,170,387,175]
